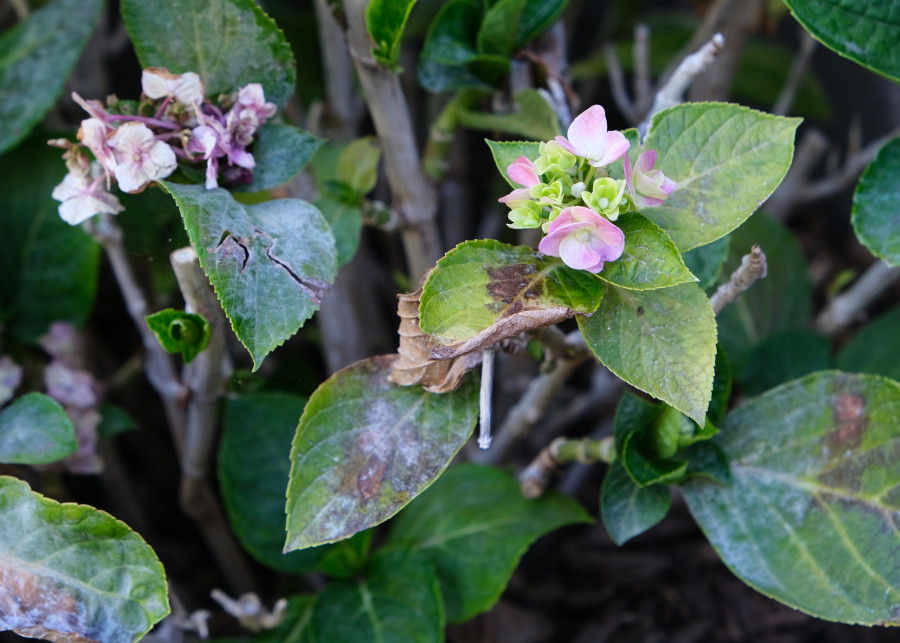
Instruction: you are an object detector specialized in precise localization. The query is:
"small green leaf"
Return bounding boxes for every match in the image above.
[621,430,688,487]
[336,137,381,196]
[838,306,900,380]
[0,393,76,464]
[163,184,337,370]
[598,213,697,290]
[643,102,801,251]
[366,0,418,68]
[485,139,542,188]
[601,462,671,546]
[314,196,363,267]
[580,283,717,425]
[613,390,664,455]
[145,309,211,363]
[420,240,604,354]
[311,549,444,643]
[0,0,103,153]
[682,235,731,291]
[219,393,326,574]
[684,371,900,625]
[852,136,900,266]
[0,475,169,641]
[387,464,592,622]
[715,213,812,361]
[96,403,138,440]
[459,90,561,141]
[233,124,323,194]
[783,0,900,82]
[0,141,100,342]
[121,0,296,107]
[285,356,478,551]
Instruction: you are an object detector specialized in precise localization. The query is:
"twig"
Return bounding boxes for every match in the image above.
[210,589,288,633]
[478,347,496,449]
[313,0,359,135]
[764,128,829,219]
[639,33,725,136]
[772,30,816,116]
[9,0,28,21]
[604,43,637,123]
[814,261,900,334]
[170,248,257,595]
[519,436,614,498]
[709,245,768,315]
[633,23,652,114]
[343,0,442,281]
[88,214,186,451]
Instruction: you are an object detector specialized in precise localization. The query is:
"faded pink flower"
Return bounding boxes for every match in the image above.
[624,149,677,208]
[499,156,540,203]
[44,361,98,408]
[107,122,177,192]
[79,118,117,183]
[538,206,625,273]
[142,67,205,105]
[0,356,22,406]
[71,92,110,123]
[555,105,630,168]
[52,171,124,225]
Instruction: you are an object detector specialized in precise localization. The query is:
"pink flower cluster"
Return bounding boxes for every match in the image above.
[499,105,676,274]
[50,68,277,225]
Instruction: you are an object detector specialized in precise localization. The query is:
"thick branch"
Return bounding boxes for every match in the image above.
[815,261,900,334]
[519,436,614,498]
[709,245,768,315]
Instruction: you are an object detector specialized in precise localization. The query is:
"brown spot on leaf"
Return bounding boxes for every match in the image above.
[831,393,866,444]
[357,453,389,500]
[637,306,645,316]
[0,561,92,642]
[486,264,536,304]
[209,233,250,272]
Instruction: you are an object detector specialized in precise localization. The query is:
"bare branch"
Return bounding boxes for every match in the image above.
[604,43,636,123]
[709,245,768,315]
[773,30,817,116]
[478,347,496,449]
[519,436,614,498]
[633,23,652,113]
[815,261,900,334]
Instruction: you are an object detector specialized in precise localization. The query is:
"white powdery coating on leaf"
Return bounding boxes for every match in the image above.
[0,560,88,640]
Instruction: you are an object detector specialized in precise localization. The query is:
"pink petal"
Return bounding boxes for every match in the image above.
[623,153,635,194]
[590,216,626,261]
[554,135,580,156]
[559,235,603,272]
[507,161,539,187]
[589,130,630,167]
[634,149,657,174]
[660,175,677,196]
[498,187,532,203]
[636,172,671,201]
[538,220,591,256]
[566,105,608,160]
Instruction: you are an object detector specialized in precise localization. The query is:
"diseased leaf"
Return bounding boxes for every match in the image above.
[0,475,169,642]
[601,462,671,546]
[852,136,900,266]
[163,183,337,370]
[684,371,900,625]
[598,213,697,290]
[312,549,444,643]
[0,141,100,342]
[580,283,717,425]
[121,0,296,107]
[838,306,900,381]
[387,464,592,622]
[783,0,900,82]
[643,103,800,250]
[0,0,103,153]
[285,355,478,550]
[420,240,604,356]
[366,0,418,68]
[145,308,211,363]
[219,393,327,574]
[234,124,323,194]
[485,139,542,188]
[0,393,76,464]
[459,90,561,141]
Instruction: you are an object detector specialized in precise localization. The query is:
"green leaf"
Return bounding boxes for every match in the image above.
[311,549,444,643]
[681,235,731,291]
[597,213,697,290]
[621,430,688,487]
[387,464,592,622]
[366,0,418,68]
[121,0,296,107]
[736,329,831,396]
[580,283,717,425]
[419,240,604,354]
[0,393,76,464]
[233,124,323,194]
[458,90,561,141]
[145,309,211,363]
[476,0,525,56]
[96,403,138,440]
[682,441,732,485]
[0,140,100,342]
[852,136,900,266]
[315,529,373,580]
[643,102,801,251]
[708,345,733,425]
[715,213,812,361]
[684,371,900,625]
[485,139,542,188]
[613,390,664,455]
[219,393,327,574]
[601,462,671,546]
[0,475,169,641]
[838,306,900,380]
[285,355,478,550]
[314,196,363,267]
[163,183,337,370]
[783,0,900,82]
[336,137,381,196]
[0,0,103,153]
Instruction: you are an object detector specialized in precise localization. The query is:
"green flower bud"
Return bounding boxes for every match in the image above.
[533,140,577,175]
[507,200,543,229]
[582,177,626,220]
